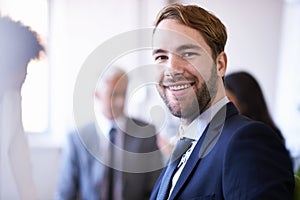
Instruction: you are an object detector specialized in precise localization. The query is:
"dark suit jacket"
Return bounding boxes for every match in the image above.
[151,103,294,200]
[56,117,163,200]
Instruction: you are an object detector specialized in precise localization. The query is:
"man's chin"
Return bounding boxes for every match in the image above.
[167,105,182,118]
[170,110,182,118]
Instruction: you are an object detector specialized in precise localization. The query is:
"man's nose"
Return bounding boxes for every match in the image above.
[165,54,185,76]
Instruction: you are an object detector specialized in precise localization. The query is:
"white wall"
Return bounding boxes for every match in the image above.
[275,0,300,158]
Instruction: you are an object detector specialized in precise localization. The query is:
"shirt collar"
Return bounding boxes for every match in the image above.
[179,96,229,141]
[95,112,126,137]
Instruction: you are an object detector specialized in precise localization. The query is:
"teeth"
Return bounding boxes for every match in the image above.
[169,84,191,91]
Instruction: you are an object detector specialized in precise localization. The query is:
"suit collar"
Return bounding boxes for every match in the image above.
[225,102,239,118]
[179,96,230,141]
[95,114,127,137]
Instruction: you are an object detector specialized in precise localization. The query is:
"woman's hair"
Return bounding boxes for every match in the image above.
[224,71,284,142]
[0,15,45,71]
[153,3,227,60]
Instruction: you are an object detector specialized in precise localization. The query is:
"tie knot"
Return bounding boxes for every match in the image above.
[170,137,194,163]
[109,127,116,144]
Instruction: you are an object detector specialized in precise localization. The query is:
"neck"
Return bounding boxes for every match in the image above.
[181,95,226,127]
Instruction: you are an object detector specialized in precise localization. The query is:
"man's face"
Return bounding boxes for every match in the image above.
[152,19,219,125]
[96,75,128,120]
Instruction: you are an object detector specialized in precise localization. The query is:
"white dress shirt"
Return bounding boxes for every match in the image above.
[95,112,126,143]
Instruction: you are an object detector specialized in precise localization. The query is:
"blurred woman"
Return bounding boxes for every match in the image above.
[224,71,284,142]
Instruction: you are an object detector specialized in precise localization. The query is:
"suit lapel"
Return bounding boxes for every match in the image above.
[168,129,206,199]
[150,165,169,200]
[78,124,101,157]
[169,103,237,199]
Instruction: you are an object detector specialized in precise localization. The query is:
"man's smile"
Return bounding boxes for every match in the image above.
[168,83,191,91]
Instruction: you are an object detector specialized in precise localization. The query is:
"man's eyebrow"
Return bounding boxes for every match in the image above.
[152,49,167,55]
[152,44,204,55]
[176,44,204,52]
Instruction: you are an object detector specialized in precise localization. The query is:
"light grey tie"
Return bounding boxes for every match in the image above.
[156,137,194,200]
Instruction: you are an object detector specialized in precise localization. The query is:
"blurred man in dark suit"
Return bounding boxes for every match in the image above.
[56,67,163,200]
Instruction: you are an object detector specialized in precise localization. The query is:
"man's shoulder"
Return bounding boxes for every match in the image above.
[125,117,156,130]
[226,112,266,130]
[124,117,158,141]
[67,123,98,143]
[130,117,155,127]
[224,113,281,144]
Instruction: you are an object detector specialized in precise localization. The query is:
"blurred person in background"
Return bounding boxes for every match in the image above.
[0,15,45,199]
[56,67,163,200]
[224,71,285,143]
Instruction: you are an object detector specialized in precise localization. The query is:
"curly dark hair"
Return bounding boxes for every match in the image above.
[0,15,45,72]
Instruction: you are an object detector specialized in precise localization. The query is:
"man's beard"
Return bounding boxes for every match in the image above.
[158,65,218,121]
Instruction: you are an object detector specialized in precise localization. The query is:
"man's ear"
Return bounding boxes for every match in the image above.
[216,51,227,77]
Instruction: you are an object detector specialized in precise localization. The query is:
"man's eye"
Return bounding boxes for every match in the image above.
[182,52,197,58]
[154,55,168,62]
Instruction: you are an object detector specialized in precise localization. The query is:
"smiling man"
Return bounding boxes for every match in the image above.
[150,3,294,200]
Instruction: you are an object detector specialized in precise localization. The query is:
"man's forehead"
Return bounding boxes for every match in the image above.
[152,22,210,51]
[155,35,198,54]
